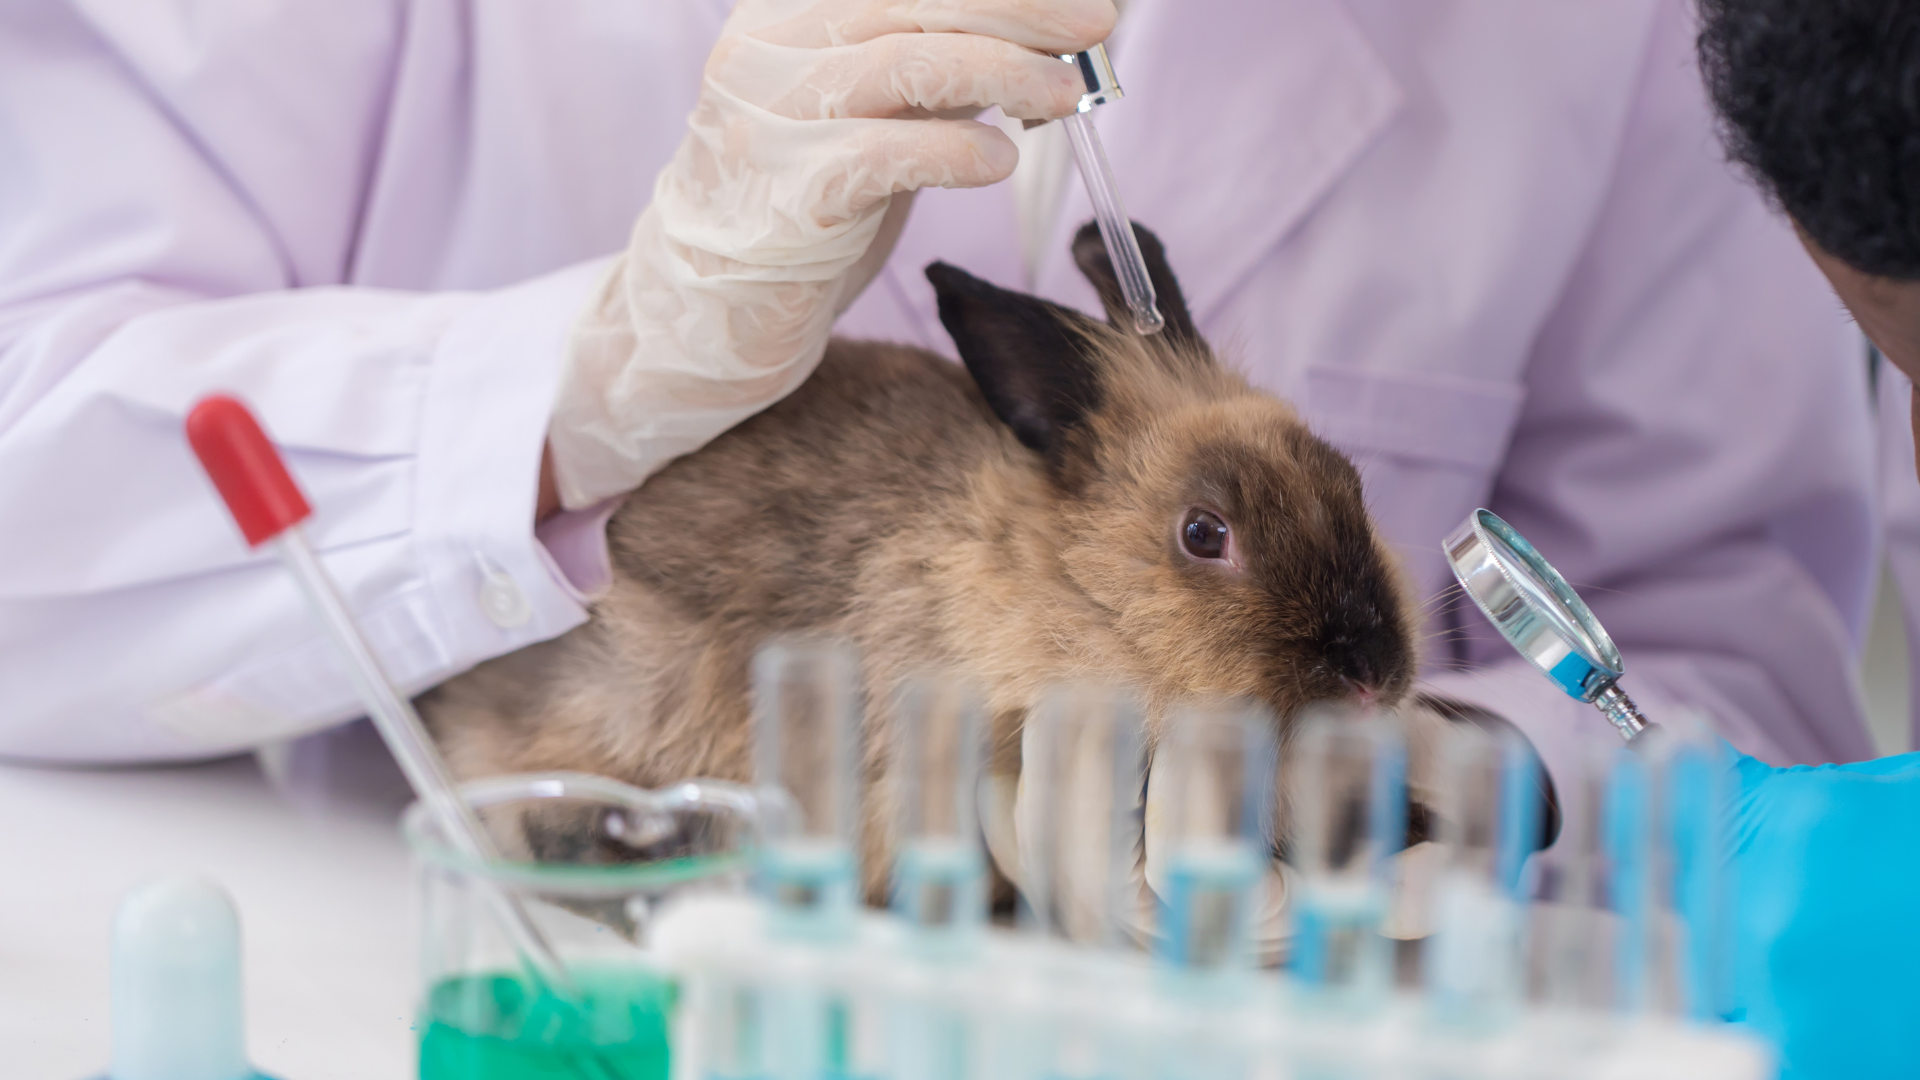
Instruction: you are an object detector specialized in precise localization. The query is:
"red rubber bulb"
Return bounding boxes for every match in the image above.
[186,394,312,547]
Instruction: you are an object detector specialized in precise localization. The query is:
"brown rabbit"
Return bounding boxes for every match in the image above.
[419,223,1417,880]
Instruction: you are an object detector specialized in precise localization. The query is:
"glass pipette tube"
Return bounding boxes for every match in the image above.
[184,396,622,1080]
[1061,46,1165,336]
[1425,725,1538,1031]
[1148,699,1272,982]
[1062,113,1163,336]
[1286,708,1406,1016]
[752,636,863,942]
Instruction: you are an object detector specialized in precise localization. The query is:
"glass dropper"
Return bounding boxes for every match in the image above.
[1061,45,1165,336]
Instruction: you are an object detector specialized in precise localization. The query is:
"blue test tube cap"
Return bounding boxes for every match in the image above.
[104,875,279,1080]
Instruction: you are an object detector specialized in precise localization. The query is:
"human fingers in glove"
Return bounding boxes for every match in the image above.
[546,0,1116,509]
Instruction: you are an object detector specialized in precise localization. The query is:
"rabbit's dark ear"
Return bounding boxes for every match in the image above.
[1070,221,1201,347]
[927,261,1105,462]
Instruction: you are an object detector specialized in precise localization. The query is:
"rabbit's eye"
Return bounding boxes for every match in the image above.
[1180,509,1229,561]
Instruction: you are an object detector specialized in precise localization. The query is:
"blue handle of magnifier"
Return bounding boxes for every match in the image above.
[1546,651,1611,702]
[1551,657,1654,742]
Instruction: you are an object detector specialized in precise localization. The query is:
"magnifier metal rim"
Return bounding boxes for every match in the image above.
[1445,508,1625,696]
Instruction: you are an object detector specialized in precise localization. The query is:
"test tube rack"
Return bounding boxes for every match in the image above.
[652,893,1770,1080]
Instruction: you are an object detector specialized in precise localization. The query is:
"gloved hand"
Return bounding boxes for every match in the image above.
[548,0,1113,508]
[1732,750,1920,1078]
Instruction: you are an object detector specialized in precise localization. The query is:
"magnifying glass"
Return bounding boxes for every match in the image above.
[1443,509,1651,743]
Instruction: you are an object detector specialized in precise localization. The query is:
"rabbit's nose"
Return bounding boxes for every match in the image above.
[1324,636,1380,691]
[1340,676,1378,705]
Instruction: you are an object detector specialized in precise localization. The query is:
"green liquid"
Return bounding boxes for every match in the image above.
[419,967,676,1080]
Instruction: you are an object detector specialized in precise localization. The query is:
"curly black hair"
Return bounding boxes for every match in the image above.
[1697,0,1920,279]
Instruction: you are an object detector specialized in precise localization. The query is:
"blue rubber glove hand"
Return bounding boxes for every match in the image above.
[1733,750,1920,1078]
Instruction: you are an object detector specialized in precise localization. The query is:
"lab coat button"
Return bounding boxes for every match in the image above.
[479,567,531,629]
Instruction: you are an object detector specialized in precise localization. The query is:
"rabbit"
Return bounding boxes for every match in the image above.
[418,222,1419,894]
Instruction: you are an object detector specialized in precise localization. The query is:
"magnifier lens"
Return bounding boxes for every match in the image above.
[1491,536,1603,662]
[1445,510,1650,742]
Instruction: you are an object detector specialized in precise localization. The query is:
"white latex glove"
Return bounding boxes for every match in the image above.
[549,0,1114,508]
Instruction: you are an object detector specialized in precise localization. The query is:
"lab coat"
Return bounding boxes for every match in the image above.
[0,0,1875,799]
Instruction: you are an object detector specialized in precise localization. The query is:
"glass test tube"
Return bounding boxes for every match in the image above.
[745,638,865,1080]
[1520,742,1623,1073]
[882,679,982,1080]
[1603,748,1655,1016]
[1525,754,1600,1009]
[1148,699,1273,979]
[1021,686,1153,950]
[1287,708,1406,1015]
[1425,724,1538,1031]
[1639,723,1735,1022]
[1017,686,1152,1080]
[752,637,863,941]
[892,671,989,955]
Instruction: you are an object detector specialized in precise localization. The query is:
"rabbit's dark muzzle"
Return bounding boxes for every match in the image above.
[1311,582,1415,705]
[1320,628,1409,701]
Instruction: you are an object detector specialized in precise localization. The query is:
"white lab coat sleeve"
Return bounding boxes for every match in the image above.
[0,4,611,763]
[1419,0,1878,826]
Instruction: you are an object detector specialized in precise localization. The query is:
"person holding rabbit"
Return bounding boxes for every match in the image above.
[0,0,1870,830]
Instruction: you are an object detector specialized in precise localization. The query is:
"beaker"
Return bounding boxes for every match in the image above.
[404,771,758,1080]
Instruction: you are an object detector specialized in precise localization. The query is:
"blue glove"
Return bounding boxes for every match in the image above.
[1733,750,1920,1077]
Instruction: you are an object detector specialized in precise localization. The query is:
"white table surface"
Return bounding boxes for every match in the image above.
[2,726,422,1080]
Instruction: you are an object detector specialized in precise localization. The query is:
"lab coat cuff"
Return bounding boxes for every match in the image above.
[414,257,616,668]
[534,497,622,602]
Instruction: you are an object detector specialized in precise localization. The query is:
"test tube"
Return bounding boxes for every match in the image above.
[744,638,865,1080]
[1146,699,1274,981]
[1425,724,1538,1031]
[1603,748,1655,1016]
[1015,686,1153,1080]
[1019,685,1153,950]
[884,675,982,1080]
[1286,708,1406,1015]
[1639,722,1736,1022]
[752,637,863,940]
[1526,745,1608,1011]
[891,671,989,955]
[884,676,984,1080]
[1520,742,1624,1072]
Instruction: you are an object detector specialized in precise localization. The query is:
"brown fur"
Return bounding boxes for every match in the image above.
[419,224,1417,887]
